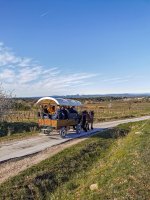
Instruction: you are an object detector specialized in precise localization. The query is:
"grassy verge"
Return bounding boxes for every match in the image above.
[0,122,39,143]
[0,121,149,200]
[54,121,150,200]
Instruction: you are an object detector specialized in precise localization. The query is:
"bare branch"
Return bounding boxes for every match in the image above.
[0,84,15,121]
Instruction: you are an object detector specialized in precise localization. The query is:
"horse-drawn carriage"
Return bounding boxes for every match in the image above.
[36,97,82,138]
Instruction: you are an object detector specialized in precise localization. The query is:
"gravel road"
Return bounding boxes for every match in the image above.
[0,116,150,163]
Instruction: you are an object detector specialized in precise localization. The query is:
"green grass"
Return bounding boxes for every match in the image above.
[0,121,150,200]
[54,121,150,200]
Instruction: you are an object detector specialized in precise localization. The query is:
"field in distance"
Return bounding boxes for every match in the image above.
[4,96,150,123]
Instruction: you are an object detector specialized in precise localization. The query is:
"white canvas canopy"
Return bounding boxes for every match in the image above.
[36,97,82,107]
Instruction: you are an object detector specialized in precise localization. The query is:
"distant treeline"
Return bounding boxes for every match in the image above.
[13,97,128,107]
[13,96,150,108]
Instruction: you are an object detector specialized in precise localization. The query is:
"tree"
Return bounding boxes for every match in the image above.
[0,84,14,121]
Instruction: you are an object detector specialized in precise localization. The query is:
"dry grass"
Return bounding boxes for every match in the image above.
[2,99,150,124]
[83,100,150,122]
[1,98,150,140]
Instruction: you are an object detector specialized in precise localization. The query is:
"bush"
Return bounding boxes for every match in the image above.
[0,121,39,137]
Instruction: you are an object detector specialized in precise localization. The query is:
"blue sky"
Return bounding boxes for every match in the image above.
[0,0,150,97]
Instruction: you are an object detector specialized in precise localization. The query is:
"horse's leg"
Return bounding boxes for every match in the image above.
[91,120,93,130]
[87,121,90,131]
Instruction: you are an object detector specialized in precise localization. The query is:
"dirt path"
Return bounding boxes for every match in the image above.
[0,116,150,184]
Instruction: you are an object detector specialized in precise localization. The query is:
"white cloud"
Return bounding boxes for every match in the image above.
[0,43,97,97]
[40,11,49,17]
[0,69,15,83]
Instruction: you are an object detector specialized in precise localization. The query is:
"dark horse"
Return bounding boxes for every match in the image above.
[80,110,94,132]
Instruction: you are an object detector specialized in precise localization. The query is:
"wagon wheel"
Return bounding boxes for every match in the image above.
[59,127,67,138]
[41,126,52,135]
[46,127,53,135]
[76,124,81,134]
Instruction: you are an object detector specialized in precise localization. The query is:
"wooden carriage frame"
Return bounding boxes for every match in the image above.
[36,97,82,138]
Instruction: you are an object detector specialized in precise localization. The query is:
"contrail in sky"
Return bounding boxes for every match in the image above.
[40,11,49,17]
